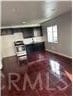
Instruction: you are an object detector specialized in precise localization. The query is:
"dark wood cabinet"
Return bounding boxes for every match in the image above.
[22,28,33,38]
[22,27,43,38]
[26,44,34,54]
[1,29,14,35]
[26,42,45,54]
[34,43,45,51]
[1,27,43,37]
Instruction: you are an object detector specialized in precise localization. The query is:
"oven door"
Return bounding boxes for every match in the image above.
[16,45,26,52]
[16,45,27,56]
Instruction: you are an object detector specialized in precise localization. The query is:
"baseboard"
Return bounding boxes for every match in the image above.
[2,55,16,60]
[46,49,72,59]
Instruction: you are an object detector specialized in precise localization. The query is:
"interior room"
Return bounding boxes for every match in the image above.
[0,1,72,96]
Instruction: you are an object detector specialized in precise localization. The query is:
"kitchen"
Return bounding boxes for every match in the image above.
[1,26,45,64]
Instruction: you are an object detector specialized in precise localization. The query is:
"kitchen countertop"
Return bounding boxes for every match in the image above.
[24,41,44,45]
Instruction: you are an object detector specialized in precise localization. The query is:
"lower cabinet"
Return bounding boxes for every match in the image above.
[34,42,45,51]
[26,42,45,54]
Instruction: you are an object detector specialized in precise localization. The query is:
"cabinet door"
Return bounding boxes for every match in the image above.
[33,27,43,37]
[26,45,32,54]
[34,42,45,51]
[22,28,33,38]
[26,44,34,54]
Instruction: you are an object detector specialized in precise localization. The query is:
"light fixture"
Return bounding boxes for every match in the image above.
[22,22,26,24]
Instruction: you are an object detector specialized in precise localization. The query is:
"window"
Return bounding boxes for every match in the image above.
[47,25,58,43]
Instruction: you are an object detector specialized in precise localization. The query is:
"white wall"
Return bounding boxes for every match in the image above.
[2,33,22,57]
[0,35,3,69]
[41,11,72,58]
[2,32,44,58]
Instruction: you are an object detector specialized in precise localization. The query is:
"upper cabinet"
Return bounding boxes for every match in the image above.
[1,26,43,38]
[1,29,14,35]
[22,28,33,38]
[33,27,42,37]
[22,27,43,38]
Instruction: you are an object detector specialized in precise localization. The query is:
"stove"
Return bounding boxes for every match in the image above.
[14,41,27,59]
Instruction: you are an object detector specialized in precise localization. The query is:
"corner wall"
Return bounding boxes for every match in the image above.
[41,11,72,58]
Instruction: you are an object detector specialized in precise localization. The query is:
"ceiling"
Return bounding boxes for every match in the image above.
[1,1,72,27]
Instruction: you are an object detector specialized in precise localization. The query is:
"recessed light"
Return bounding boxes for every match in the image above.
[51,8,55,11]
[22,22,26,24]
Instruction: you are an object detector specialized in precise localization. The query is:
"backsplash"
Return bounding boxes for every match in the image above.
[23,36,44,44]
